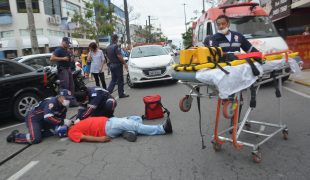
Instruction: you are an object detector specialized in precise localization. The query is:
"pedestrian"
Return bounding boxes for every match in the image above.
[204,15,258,53]
[302,26,309,35]
[68,115,172,143]
[81,49,90,78]
[106,34,129,98]
[6,89,74,144]
[50,37,78,107]
[74,86,117,120]
[88,42,107,89]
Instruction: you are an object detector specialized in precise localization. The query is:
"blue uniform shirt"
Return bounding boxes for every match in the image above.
[53,47,70,68]
[204,30,258,53]
[106,44,122,64]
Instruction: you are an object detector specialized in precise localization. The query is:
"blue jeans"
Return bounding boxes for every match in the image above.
[107,63,124,96]
[105,116,165,138]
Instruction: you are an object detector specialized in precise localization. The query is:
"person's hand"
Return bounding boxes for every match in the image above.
[63,119,73,127]
[63,57,70,61]
[124,64,128,72]
[102,136,111,142]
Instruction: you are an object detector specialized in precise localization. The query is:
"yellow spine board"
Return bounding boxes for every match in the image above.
[179,47,224,65]
[264,52,299,61]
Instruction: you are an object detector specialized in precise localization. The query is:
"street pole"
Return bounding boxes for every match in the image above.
[183,3,187,32]
[25,0,39,54]
[202,0,205,13]
[148,15,151,43]
[123,0,131,47]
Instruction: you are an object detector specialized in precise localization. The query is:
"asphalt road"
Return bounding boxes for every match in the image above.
[0,75,310,179]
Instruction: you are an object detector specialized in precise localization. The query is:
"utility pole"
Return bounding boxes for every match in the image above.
[202,0,205,13]
[26,0,39,54]
[123,0,131,47]
[183,3,187,32]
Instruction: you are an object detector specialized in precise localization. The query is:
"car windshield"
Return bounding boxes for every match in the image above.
[131,46,167,58]
[227,16,278,39]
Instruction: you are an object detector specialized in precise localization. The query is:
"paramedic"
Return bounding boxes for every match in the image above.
[68,115,172,143]
[6,89,74,144]
[74,86,117,120]
[204,15,258,53]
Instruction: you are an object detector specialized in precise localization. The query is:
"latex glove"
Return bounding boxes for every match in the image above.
[63,119,73,127]
[73,118,80,125]
[55,125,68,137]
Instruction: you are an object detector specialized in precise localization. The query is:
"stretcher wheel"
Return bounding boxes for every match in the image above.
[211,140,222,152]
[282,129,288,140]
[222,101,237,119]
[252,150,262,163]
[179,96,192,112]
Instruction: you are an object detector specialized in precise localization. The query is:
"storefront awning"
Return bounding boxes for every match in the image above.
[21,36,50,49]
[74,38,96,48]
[0,38,17,51]
[48,36,62,48]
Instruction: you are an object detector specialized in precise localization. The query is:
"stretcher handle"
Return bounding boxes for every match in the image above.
[231,100,243,150]
[263,49,292,56]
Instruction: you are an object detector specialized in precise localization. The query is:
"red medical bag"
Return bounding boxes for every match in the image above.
[143,94,168,120]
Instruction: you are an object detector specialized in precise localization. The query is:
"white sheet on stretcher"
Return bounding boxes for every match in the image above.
[195,58,300,99]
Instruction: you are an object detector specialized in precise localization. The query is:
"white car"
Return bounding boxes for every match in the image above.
[127,45,176,87]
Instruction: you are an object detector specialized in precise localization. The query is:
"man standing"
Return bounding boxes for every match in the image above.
[6,89,73,144]
[50,37,78,106]
[204,15,258,53]
[106,34,129,98]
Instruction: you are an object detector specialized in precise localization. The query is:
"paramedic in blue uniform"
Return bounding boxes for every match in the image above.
[6,89,74,144]
[74,86,117,121]
[204,15,258,53]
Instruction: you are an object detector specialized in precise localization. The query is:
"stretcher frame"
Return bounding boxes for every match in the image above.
[178,64,290,163]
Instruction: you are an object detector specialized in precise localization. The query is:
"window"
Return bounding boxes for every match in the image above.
[1,30,14,38]
[23,57,47,69]
[0,0,11,14]
[16,0,40,13]
[0,61,30,77]
[198,24,204,42]
[44,0,61,16]
[47,29,65,37]
[20,29,43,36]
[206,22,213,36]
[65,2,80,17]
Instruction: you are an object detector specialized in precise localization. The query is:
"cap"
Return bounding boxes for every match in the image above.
[62,37,72,44]
[59,89,74,100]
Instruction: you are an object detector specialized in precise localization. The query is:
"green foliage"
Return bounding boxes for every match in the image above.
[134,25,167,43]
[182,27,193,48]
[71,0,115,42]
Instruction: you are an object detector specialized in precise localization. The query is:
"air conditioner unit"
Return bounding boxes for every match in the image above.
[48,17,56,24]
[54,15,61,25]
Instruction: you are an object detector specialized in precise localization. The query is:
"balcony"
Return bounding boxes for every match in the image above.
[0,13,12,25]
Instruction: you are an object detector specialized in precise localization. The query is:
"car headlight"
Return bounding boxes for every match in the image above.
[129,62,140,70]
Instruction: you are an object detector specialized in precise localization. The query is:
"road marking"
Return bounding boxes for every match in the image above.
[283,86,310,99]
[0,123,24,132]
[7,161,39,180]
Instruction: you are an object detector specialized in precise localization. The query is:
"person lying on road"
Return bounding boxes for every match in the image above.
[6,89,74,144]
[68,115,172,143]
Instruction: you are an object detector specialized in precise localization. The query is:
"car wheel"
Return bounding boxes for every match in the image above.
[13,93,39,122]
[127,74,136,88]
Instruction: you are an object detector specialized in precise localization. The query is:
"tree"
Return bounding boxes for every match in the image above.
[133,25,167,44]
[182,27,193,48]
[71,0,115,43]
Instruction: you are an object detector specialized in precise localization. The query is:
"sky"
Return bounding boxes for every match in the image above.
[111,0,212,47]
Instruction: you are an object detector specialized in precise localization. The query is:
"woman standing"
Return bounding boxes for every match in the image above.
[88,42,107,89]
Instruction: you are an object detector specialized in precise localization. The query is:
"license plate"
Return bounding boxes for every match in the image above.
[148,70,161,76]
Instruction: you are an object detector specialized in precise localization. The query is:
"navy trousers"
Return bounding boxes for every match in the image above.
[107,63,125,96]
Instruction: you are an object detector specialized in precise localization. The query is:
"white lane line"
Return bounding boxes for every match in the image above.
[7,161,39,180]
[283,86,310,99]
[0,123,24,132]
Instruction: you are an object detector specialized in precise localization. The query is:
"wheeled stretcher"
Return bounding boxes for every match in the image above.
[172,56,301,163]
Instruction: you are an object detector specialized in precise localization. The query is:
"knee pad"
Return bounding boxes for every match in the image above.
[105,98,117,112]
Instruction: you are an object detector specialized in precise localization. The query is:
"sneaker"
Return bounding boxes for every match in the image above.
[119,94,130,98]
[163,118,173,134]
[122,131,137,142]
[6,130,19,143]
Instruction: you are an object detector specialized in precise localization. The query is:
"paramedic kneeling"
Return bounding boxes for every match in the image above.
[204,15,258,53]
[68,116,172,143]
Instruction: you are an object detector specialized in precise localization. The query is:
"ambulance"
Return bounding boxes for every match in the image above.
[192,2,288,54]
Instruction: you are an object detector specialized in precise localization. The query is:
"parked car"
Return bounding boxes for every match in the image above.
[13,53,54,70]
[0,59,55,121]
[127,45,176,88]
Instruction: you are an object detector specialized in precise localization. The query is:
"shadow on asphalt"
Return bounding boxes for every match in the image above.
[0,115,21,128]
[128,80,178,89]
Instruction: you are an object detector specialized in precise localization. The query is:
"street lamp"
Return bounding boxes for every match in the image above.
[183,3,187,32]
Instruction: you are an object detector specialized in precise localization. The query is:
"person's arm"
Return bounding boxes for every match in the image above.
[87,52,92,62]
[80,135,111,142]
[240,35,258,53]
[50,54,69,62]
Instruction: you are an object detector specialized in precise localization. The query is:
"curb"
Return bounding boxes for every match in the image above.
[288,78,310,87]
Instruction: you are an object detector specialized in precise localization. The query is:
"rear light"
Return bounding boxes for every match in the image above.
[43,71,48,87]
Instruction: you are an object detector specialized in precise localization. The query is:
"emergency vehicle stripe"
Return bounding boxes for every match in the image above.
[219,43,230,47]
[47,116,62,124]
[95,87,104,91]
[87,104,97,109]
[78,106,86,110]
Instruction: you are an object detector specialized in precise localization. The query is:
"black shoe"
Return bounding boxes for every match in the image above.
[163,118,173,134]
[119,94,129,98]
[122,131,137,142]
[6,130,19,143]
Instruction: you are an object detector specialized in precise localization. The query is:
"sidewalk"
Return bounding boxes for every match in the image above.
[289,69,310,87]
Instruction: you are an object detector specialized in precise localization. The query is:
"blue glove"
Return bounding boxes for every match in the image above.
[55,125,68,137]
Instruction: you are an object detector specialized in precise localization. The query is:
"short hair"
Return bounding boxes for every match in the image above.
[74,91,88,103]
[216,15,230,23]
[112,34,118,42]
[89,42,97,51]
